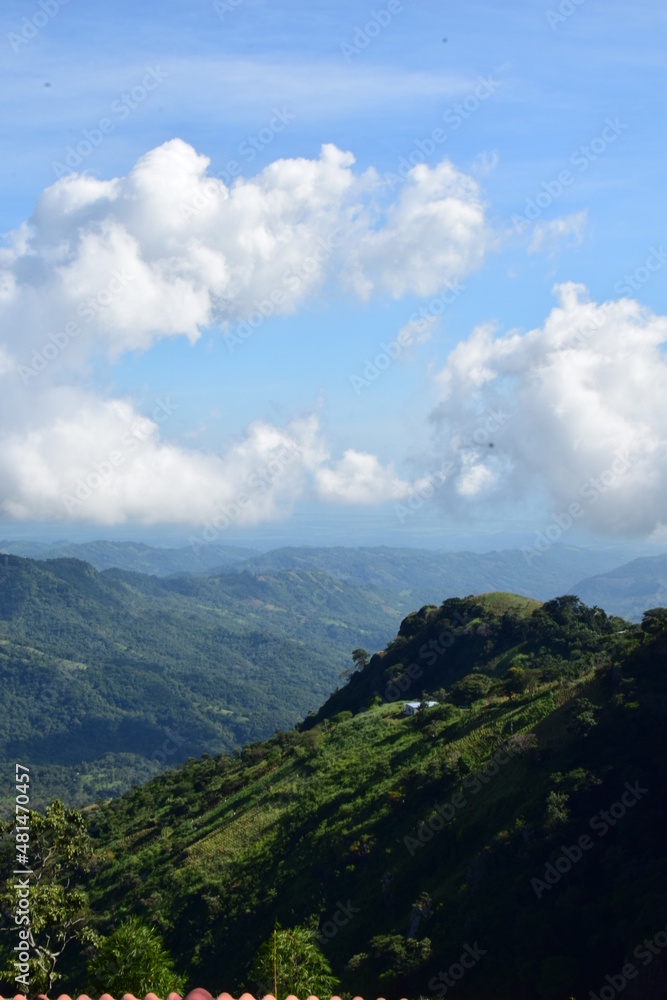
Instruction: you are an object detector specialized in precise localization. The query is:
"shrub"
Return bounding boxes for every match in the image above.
[450,673,493,705]
[87,916,185,998]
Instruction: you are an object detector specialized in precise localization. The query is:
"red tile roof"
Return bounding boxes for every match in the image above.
[3,993,390,1000]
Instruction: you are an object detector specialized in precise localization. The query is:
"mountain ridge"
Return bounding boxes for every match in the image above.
[26,592,664,1000]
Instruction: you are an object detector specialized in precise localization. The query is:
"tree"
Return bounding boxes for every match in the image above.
[568,697,599,736]
[543,791,570,831]
[340,648,370,683]
[450,673,493,705]
[347,933,432,994]
[249,924,340,1000]
[504,666,529,699]
[87,916,186,998]
[641,606,667,637]
[351,648,370,670]
[0,799,102,995]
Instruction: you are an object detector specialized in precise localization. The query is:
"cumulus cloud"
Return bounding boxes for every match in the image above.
[424,283,667,536]
[0,390,420,525]
[0,138,492,525]
[528,211,587,255]
[314,450,416,505]
[345,160,488,299]
[1,139,489,371]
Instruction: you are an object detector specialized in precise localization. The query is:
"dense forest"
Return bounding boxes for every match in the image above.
[2,591,665,999]
[0,555,401,814]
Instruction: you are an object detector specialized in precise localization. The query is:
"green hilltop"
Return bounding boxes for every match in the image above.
[14,591,664,1000]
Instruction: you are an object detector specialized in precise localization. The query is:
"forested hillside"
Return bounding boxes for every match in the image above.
[8,594,663,1000]
[0,555,400,814]
[0,540,256,576]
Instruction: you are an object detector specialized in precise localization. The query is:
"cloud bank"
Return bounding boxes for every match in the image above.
[2,138,489,370]
[423,283,667,537]
[0,139,488,525]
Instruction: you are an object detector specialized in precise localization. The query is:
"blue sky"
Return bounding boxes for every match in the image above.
[0,0,665,550]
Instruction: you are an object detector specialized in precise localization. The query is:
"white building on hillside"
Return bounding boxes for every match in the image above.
[403,700,438,716]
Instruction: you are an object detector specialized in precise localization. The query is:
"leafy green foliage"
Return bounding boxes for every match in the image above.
[0,800,101,993]
[0,587,665,1000]
[449,673,493,705]
[249,925,340,1000]
[87,916,186,998]
[348,933,432,994]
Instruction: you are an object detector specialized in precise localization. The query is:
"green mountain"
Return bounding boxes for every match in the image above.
[230,544,634,607]
[0,555,402,816]
[0,540,635,598]
[31,593,666,1000]
[572,554,667,621]
[0,539,257,576]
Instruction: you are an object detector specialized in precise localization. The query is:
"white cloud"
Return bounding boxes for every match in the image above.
[1,139,489,371]
[528,210,587,255]
[426,283,667,536]
[345,160,489,299]
[0,139,491,526]
[0,393,419,525]
[314,449,415,505]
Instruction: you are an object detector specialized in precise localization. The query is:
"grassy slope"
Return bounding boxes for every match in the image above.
[62,596,667,1000]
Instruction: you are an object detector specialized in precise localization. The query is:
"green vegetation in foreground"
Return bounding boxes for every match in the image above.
[2,595,664,1000]
[0,555,402,815]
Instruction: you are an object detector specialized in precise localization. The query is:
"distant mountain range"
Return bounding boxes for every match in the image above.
[571,554,667,621]
[3,539,665,621]
[0,541,664,814]
[0,539,257,575]
[224,543,630,607]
